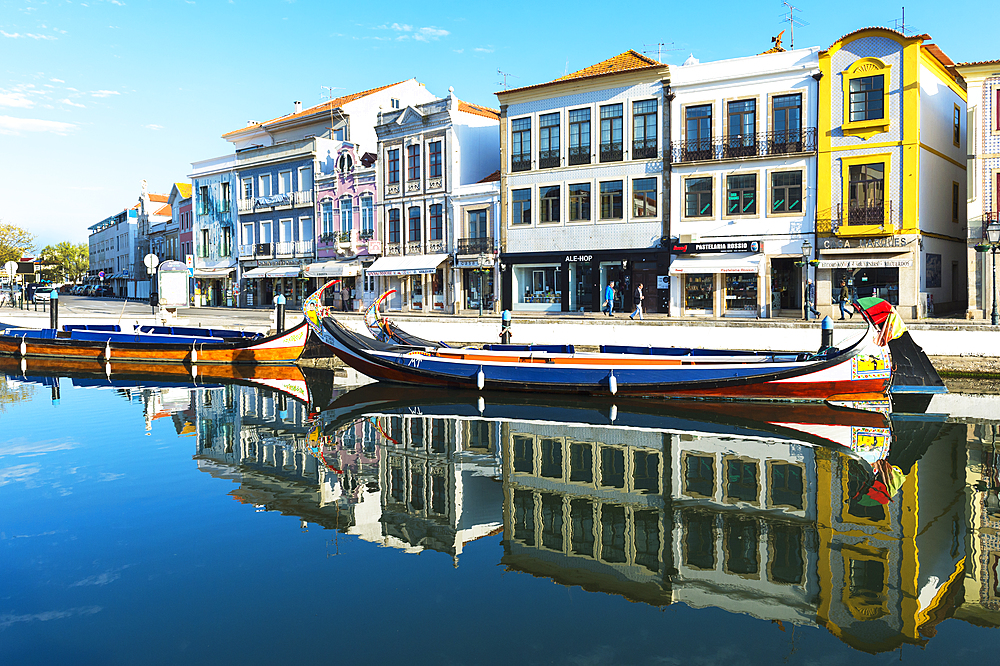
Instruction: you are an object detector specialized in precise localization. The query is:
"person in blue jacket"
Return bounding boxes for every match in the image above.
[602,281,616,317]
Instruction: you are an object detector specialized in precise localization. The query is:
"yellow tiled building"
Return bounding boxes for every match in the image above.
[816,28,967,319]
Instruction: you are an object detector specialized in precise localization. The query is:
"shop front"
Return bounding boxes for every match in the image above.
[500,249,668,314]
[669,252,764,318]
[303,259,362,310]
[192,267,235,307]
[240,262,306,308]
[817,235,916,316]
[366,254,451,313]
[455,255,496,313]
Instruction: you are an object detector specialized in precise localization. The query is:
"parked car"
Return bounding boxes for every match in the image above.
[95,286,113,297]
[31,286,53,303]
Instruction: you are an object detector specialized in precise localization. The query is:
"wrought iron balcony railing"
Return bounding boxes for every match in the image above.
[318,232,337,245]
[360,228,375,241]
[457,237,493,254]
[568,146,590,166]
[836,201,894,231]
[632,139,657,159]
[238,244,255,257]
[538,150,560,169]
[511,155,531,172]
[338,230,353,243]
[600,143,623,163]
[670,128,817,163]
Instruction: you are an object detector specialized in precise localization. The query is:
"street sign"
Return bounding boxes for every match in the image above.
[3,260,16,276]
[185,254,193,269]
[143,254,159,270]
[98,271,105,279]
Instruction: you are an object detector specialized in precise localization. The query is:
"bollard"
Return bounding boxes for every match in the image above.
[500,309,512,345]
[820,316,834,351]
[49,290,59,330]
[51,382,60,405]
[278,394,288,420]
[274,294,286,334]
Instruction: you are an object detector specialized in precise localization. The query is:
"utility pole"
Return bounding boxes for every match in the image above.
[781,2,807,49]
[642,42,680,63]
[320,86,343,139]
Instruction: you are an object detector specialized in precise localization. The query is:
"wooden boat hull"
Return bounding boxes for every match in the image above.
[0,320,310,365]
[308,315,892,402]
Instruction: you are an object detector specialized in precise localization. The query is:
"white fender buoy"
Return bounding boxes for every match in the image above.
[105,362,112,378]
[477,367,485,390]
[104,340,111,361]
[20,357,27,374]
[608,371,618,395]
[191,364,198,380]
[19,335,26,357]
[191,343,198,365]
[609,404,618,422]
[477,396,485,413]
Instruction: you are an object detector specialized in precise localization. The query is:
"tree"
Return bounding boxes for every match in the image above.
[39,242,89,282]
[0,221,34,264]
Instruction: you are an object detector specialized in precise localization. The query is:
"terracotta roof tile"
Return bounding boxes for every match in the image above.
[829,26,931,48]
[497,50,666,96]
[148,193,169,203]
[154,203,172,216]
[457,100,500,121]
[478,169,500,183]
[223,81,408,138]
[955,59,1000,67]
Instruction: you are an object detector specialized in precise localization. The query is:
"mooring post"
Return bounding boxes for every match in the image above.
[500,309,512,345]
[49,290,59,330]
[274,294,286,334]
[821,316,834,351]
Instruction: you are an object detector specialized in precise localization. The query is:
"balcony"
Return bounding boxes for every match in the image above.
[254,242,272,257]
[600,142,623,163]
[457,237,493,254]
[836,201,895,232]
[274,242,294,256]
[538,150,560,169]
[632,139,657,159]
[294,240,314,255]
[670,128,817,164]
[360,228,375,241]
[406,241,423,255]
[237,190,313,214]
[568,146,590,166]
[292,190,313,207]
[318,232,337,245]
[386,242,401,256]
[338,230,353,243]
[511,155,531,172]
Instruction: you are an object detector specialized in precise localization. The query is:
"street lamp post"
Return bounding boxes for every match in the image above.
[987,221,1000,326]
[801,238,813,321]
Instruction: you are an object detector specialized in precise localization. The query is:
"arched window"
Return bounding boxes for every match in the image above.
[429,204,443,240]
[337,152,354,174]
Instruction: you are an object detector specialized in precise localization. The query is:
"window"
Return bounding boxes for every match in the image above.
[771,94,803,152]
[511,117,531,172]
[685,104,712,160]
[337,153,353,173]
[429,203,443,240]
[300,216,313,242]
[849,75,884,122]
[339,196,353,233]
[771,171,802,213]
[391,98,400,109]
[769,463,803,510]
[569,108,591,165]
[388,209,400,243]
[469,209,488,238]
[632,100,657,158]
[298,166,312,191]
[198,185,209,215]
[633,177,657,217]
[407,145,420,181]
[241,177,252,199]
[847,163,885,225]
[219,182,230,212]
[540,186,560,223]
[387,149,399,184]
[725,458,758,503]
[684,177,713,217]
[199,229,210,257]
[600,103,623,162]
[360,196,374,234]
[278,170,292,194]
[408,207,421,242]
[600,180,623,219]
[428,141,442,178]
[953,182,960,222]
[684,455,714,497]
[569,183,591,221]
[259,221,272,243]
[539,113,560,168]
[512,188,531,225]
[279,218,293,243]
[259,173,272,197]
[220,227,231,257]
[954,105,961,146]
[321,201,334,236]
[726,174,756,215]
[726,99,756,158]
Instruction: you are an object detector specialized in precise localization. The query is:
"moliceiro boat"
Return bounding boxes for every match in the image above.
[0,320,310,365]
[304,281,897,402]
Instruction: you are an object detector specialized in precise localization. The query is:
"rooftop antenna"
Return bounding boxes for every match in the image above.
[781,2,807,49]
[496,68,518,89]
[890,7,918,35]
[320,86,344,141]
[642,42,680,63]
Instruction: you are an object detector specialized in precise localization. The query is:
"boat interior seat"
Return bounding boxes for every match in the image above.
[1,328,58,339]
[482,344,575,354]
[136,325,259,339]
[69,330,225,345]
[63,324,122,332]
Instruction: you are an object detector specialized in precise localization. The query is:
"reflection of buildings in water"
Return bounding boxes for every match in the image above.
[191,395,503,560]
[0,376,36,410]
[500,418,973,653]
[958,421,1000,628]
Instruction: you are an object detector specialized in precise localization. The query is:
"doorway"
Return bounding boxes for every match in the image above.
[770,258,801,317]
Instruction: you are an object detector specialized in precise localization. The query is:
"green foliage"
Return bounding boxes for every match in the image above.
[0,222,34,264]
[39,241,89,282]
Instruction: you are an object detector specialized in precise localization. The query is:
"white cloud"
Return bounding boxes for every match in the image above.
[144,124,163,130]
[0,464,40,485]
[474,46,494,53]
[1,31,57,40]
[89,90,120,98]
[375,23,448,42]
[50,78,65,83]
[110,0,126,5]
[0,439,77,456]
[414,27,448,42]
[60,98,85,108]
[66,87,78,91]
[0,606,102,629]
[0,116,77,136]
[0,91,35,108]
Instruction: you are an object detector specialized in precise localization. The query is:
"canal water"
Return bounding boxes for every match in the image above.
[1,368,998,665]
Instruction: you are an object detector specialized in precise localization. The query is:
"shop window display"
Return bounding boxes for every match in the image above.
[685,274,714,312]
[725,274,758,315]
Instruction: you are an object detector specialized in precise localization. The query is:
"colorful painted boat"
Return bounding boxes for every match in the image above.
[0,320,310,365]
[304,284,897,402]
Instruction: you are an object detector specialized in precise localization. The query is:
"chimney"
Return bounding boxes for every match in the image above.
[294,100,302,114]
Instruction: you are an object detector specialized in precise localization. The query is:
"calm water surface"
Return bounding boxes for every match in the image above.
[2,368,999,665]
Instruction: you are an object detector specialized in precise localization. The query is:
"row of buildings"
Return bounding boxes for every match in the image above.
[88,26,999,320]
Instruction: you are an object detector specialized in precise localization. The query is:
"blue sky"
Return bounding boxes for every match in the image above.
[1,0,995,250]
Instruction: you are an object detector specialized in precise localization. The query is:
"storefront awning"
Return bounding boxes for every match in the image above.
[192,267,235,278]
[243,266,301,278]
[669,253,762,275]
[817,257,913,269]
[366,254,449,277]
[303,260,362,278]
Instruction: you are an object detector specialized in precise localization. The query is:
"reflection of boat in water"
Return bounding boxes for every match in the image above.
[305,284,896,402]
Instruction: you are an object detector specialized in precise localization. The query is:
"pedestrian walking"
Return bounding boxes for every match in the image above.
[805,279,820,320]
[630,282,644,320]
[602,281,616,316]
[838,279,854,320]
